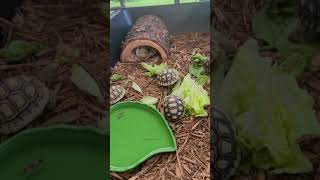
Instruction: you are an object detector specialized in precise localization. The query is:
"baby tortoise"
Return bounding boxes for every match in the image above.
[0,75,49,134]
[110,85,126,105]
[135,46,156,60]
[163,95,184,121]
[157,69,179,87]
[211,106,241,180]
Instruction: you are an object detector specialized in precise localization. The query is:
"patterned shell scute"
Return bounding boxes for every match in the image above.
[211,106,240,180]
[110,85,125,105]
[163,95,184,121]
[157,69,178,86]
[0,75,49,134]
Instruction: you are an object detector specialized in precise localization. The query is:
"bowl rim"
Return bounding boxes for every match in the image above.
[110,101,177,172]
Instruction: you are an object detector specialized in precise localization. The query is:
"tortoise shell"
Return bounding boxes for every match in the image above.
[163,95,184,121]
[157,69,179,86]
[211,106,240,180]
[110,85,125,105]
[0,75,49,134]
[135,46,156,59]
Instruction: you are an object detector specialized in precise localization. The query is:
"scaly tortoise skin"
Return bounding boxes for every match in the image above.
[157,69,179,86]
[110,85,126,105]
[163,95,184,121]
[211,106,241,180]
[135,46,156,60]
[0,75,49,134]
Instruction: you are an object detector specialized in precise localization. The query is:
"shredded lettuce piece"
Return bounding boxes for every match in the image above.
[215,38,320,174]
[132,82,142,93]
[0,40,46,62]
[189,54,210,85]
[111,74,123,81]
[141,96,158,106]
[192,53,208,64]
[171,74,210,117]
[141,63,168,76]
[253,6,320,77]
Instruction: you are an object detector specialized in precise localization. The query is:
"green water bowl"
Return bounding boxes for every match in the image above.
[110,101,177,172]
[0,125,108,180]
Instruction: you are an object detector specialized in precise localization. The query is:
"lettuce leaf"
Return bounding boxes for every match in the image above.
[192,53,208,64]
[132,82,142,93]
[189,54,210,85]
[141,96,158,106]
[0,40,46,62]
[253,6,320,77]
[215,38,320,173]
[171,74,210,117]
[141,63,168,76]
[111,74,123,81]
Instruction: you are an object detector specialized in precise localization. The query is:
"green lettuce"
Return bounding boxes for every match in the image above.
[141,96,158,106]
[253,6,320,77]
[111,74,123,81]
[215,38,320,174]
[171,74,210,117]
[0,40,46,62]
[141,63,168,76]
[189,54,210,85]
[192,53,208,64]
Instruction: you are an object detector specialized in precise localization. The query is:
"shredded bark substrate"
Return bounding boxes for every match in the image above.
[111,33,210,180]
[0,0,108,141]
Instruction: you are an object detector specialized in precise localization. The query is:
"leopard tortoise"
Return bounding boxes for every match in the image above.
[157,68,179,86]
[0,75,49,134]
[211,105,241,180]
[110,85,126,105]
[163,95,184,121]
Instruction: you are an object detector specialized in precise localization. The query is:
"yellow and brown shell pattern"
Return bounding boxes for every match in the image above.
[110,85,126,105]
[157,69,179,86]
[0,75,49,134]
[163,95,184,121]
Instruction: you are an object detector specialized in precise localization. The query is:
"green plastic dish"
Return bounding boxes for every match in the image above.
[0,125,108,180]
[110,101,176,172]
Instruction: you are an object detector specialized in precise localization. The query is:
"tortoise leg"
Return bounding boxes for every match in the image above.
[163,87,169,97]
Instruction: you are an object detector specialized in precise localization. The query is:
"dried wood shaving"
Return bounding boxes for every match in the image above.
[0,0,108,142]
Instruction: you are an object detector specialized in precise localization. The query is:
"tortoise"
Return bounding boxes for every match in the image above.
[110,85,126,105]
[163,95,184,121]
[211,105,241,180]
[135,46,156,60]
[157,68,179,86]
[0,75,49,135]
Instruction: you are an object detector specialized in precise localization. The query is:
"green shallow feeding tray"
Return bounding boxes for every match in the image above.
[0,125,108,180]
[110,101,176,172]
